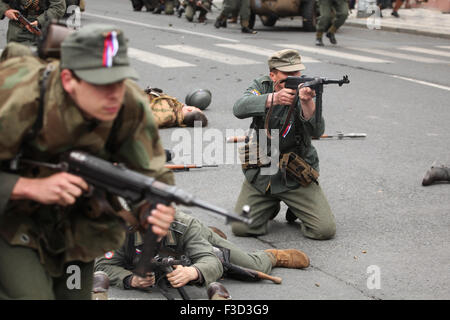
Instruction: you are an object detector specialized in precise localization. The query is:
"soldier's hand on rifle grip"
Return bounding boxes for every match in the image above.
[298,84,316,120]
[166,265,199,288]
[25,20,39,34]
[298,85,316,102]
[130,273,155,289]
[5,9,20,20]
[143,203,175,241]
[269,88,296,107]
[10,172,89,206]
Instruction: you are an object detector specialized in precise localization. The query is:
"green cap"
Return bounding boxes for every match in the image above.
[60,24,139,85]
[268,49,305,72]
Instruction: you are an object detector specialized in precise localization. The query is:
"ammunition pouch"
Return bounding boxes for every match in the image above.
[238,140,271,170]
[279,152,319,187]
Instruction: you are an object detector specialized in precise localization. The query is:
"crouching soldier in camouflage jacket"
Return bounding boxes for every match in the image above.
[0,24,175,299]
[95,210,310,299]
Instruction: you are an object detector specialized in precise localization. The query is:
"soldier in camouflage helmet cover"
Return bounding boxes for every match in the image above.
[0,0,66,45]
[0,23,175,299]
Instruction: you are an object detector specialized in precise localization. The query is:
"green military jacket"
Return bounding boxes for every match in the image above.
[0,0,66,45]
[0,56,174,277]
[233,75,325,194]
[95,211,223,289]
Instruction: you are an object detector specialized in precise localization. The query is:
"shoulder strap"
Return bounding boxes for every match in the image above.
[9,63,54,171]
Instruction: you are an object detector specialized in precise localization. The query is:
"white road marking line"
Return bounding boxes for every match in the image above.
[398,46,450,58]
[128,47,195,68]
[214,43,321,63]
[83,12,239,43]
[159,45,262,65]
[390,75,450,91]
[276,44,392,63]
[349,47,448,64]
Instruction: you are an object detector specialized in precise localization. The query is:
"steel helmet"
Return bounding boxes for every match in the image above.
[185,89,212,110]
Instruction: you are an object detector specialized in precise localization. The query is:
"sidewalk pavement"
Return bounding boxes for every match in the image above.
[346,7,450,39]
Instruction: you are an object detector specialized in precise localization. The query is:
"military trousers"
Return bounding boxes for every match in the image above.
[231,179,336,240]
[185,3,210,21]
[203,222,273,274]
[316,0,349,33]
[218,0,251,27]
[0,237,94,299]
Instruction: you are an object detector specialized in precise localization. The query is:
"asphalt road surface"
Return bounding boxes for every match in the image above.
[1,0,449,302]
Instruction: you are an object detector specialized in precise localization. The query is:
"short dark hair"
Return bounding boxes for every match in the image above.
[183,110,208,127]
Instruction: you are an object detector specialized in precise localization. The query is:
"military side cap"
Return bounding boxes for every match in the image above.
[60,24,138,85]
[268,49,305,72]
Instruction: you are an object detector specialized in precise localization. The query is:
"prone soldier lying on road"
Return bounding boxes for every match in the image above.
[94,210,310,299]
[0,24,176,299]
[145,87,209,128]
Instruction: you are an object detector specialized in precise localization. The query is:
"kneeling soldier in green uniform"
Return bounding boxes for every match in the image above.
[230,49,336,240]
[0,24,175,300]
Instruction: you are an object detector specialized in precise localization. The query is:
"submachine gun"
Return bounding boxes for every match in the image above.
[281,75,350,126]
[18,151,252,299]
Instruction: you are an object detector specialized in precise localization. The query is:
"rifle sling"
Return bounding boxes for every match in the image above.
[9,63,54,171]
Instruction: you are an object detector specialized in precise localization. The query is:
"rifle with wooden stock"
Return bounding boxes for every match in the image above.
[15,11,41,36]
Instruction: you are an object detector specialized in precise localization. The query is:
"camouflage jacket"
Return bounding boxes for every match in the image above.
[233,75,325,194]
[0,0,66,45]
[94,211,223,289]
[0,56,174,277]
[147,89,185,128]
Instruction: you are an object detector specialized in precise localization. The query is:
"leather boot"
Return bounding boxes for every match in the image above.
[215,17,226,28]
[422,165,450,186]
[92,271,110,300]
[207,282,232,300]
[209,226,227,239]
[315,31,324,46]
[326,25,337,44]
[265,249,310,269]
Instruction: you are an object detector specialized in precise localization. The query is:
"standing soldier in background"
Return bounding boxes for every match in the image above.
[315,0,349,46]
[0,0,66,45]
[214,0,256,34]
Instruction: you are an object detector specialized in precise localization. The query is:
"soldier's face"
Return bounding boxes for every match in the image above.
[61,70,126,122]
[270,69,301,91]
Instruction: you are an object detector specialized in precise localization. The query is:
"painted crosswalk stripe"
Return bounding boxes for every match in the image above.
[398,46,450,59]
[348,47,448,64]
[128,48,195,68]
[159,45,262,65]
[83,12,238,43]
[391,75,450,92]
[276,44,392,63]
[436,46,450,50]
[214,43,321,63]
